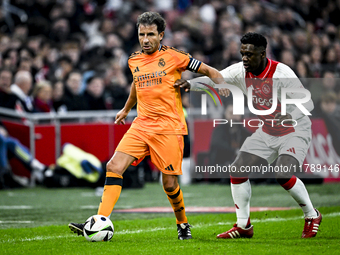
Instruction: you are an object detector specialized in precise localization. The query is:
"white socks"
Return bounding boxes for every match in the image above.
[231,176,317,229]
[231,179,251,228]
[286,177,317,218]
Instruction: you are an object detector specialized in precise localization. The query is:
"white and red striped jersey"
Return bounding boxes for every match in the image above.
[219,59,313,136]
[192,59,314,137]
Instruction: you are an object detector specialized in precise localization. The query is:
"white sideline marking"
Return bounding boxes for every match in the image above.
[118,227,167,235]
[80,205,99,209]
[81,192,97,197]
[183,193,196,198]
[5,192,37,197]
[1,212,339,243]
[1,235,69,243]
[0,206,32,209]
[0,221,33,224]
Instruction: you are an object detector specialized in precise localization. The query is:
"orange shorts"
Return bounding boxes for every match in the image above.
[116,128,184,175]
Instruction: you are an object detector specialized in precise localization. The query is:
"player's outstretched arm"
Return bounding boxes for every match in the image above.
[197,63,230,97]
[115,82,137,125]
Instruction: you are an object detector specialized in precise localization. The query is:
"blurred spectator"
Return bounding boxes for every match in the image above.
[173,6,203,41]
[32,80,53,113]
[100,18,116,35]
[0,69,12,92]
[323,47,338,73]
[310,71,337,103]
[0,0,339,117]
[61,40,82,68]
[280,50,296,70]
[104,60,129,109]
[295,60,311,89]
[2,48,19,73]
[0,35,11,54]
[54,55,73,81]
[52,80,65,112]
[84,76,107,110]
[10,70,33,113]
[27,37,42,55]
[116,21,136,53]
[296,60,311,79]
[49,17,70,43]
[62,71,88,111]
[309,46,323,78]
[314,92,340,155]
[319,92,339,116]
[0,69,17,110]
[292,30,309,56]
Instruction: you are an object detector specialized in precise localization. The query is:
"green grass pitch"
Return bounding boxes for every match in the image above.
[1,183,339,255]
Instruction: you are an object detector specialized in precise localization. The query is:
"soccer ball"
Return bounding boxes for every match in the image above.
[83,215,114,242]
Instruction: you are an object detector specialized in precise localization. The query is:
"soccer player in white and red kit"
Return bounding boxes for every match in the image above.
[179,32,322,239]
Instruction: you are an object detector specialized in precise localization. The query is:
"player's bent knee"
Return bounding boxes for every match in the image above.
[106,151,136,175]
[163,179,178,192]
[106,160,125,175]
[163,183,178,192]
[162,176,178,192]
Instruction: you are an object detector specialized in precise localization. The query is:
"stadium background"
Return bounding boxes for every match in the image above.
[0,1,340,253]
[1,0,340,181]
[1,0,340,107]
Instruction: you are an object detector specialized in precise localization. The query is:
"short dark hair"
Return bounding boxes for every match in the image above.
[136,12,166,34]
[241,32,267,49]
[86,75,103,85]
[58,55,73,64]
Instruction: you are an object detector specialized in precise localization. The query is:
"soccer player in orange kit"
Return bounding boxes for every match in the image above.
[69,11,228,240]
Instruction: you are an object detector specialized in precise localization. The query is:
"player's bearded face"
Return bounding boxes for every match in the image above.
[138,24,164,54]
[240,44,265,73]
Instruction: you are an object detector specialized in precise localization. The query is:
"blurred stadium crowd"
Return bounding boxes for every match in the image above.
[1,0,340,188]
[0,0,339,116]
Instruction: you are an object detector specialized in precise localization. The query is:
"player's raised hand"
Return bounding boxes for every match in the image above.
[115,109,129,125]
[274,113,293,126]
[173,79,191,92]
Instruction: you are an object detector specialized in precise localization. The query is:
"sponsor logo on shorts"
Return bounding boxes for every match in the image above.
[165,164,174,171]
[287,147,296,154]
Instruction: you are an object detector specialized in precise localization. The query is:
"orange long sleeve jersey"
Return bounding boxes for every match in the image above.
[128,45,202,135]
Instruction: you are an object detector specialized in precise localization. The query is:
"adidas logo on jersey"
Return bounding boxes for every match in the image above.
[133,66,140,73]
[287,148,296,154]
[165,164,174,171]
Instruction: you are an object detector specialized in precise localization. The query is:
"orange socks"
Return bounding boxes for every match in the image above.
[164,185,188,224]
[98,173,188,224]
[97,172,123,217]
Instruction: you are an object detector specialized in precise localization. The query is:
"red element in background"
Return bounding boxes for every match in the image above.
[197,82,223,106]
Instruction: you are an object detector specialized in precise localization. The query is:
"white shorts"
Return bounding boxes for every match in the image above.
[240,127,311,165]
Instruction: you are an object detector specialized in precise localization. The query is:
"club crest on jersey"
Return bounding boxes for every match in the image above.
[262,83,271,95]
[158,58,166,67]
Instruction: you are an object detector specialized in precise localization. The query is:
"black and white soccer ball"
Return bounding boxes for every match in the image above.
[83,215,114,242]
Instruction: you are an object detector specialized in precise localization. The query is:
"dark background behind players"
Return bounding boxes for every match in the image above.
[0,0,340,114]
[0,1,340,188]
